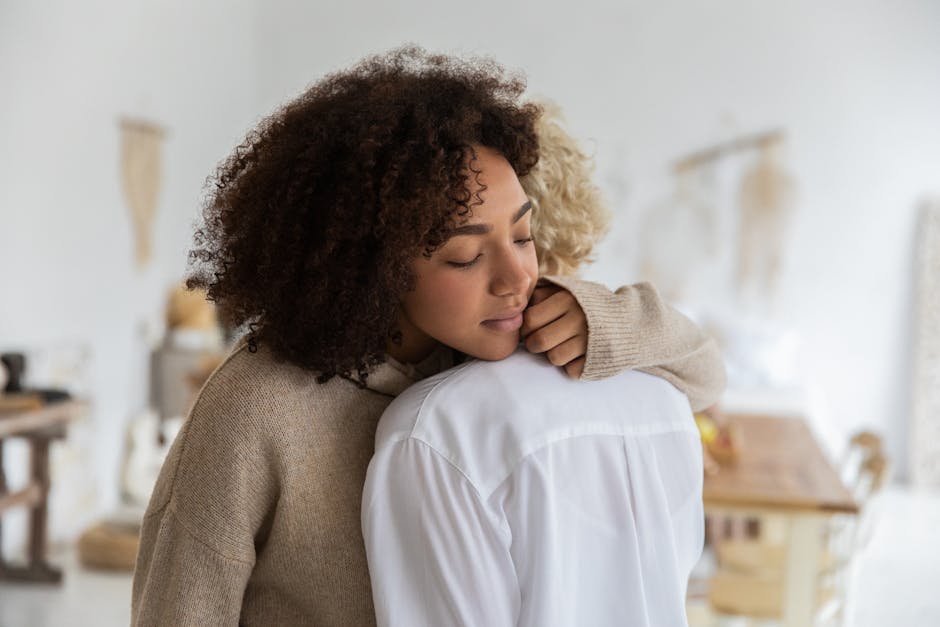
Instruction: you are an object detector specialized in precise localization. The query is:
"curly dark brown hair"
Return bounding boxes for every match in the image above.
[188,46,541,382]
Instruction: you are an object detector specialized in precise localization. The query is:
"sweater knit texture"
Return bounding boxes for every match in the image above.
[131,277,726,626]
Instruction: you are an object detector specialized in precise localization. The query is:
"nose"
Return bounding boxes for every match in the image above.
[489,245,532,298]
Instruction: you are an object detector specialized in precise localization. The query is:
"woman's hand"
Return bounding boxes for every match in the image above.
[521,285,588,379]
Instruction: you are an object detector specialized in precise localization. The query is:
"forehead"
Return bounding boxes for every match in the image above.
[464,147,527,218]
[468,146,520,186]
[427,145,529,249]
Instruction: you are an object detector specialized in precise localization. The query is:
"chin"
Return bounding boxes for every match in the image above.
[464,336,520,361]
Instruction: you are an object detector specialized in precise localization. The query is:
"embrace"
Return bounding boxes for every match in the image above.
[132,46,725,627]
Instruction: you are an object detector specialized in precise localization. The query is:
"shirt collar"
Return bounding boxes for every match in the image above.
[351,345,456,397]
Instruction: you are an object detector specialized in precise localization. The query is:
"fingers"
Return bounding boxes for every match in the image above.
[521,289,574,338]
[523,310,583,354]
[528,285,560,308]
[563,356,586,380]
[546,335,587,369]
[522,288,589,378]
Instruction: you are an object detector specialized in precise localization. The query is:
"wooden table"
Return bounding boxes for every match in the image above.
[703,414,859,627]
[0,399,86,583]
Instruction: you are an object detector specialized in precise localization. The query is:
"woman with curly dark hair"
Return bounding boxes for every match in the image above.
[131,47,724,626]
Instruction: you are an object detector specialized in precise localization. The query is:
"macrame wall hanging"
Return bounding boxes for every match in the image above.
[641,129,796,314]
[735,134,796,311]
[120,118,166,268]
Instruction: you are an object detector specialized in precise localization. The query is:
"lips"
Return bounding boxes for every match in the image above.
[481,308,525,333]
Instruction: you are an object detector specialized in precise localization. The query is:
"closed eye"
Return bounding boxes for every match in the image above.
[447,254,482,269]
[447,236,532,269]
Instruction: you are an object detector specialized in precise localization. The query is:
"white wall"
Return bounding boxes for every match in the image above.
[2,0,938,553]
[0,0,261,552]
[251,0,940,476]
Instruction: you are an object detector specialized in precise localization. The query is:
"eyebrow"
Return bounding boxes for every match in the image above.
[447,200,532,237]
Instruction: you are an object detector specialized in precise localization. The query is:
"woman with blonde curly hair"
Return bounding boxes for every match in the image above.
[523,99,611,277]
[364,99,719,626]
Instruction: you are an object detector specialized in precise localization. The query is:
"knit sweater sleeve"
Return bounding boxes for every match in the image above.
[132,502,253,626]
[540,276,727,412]
[132,377,279,626]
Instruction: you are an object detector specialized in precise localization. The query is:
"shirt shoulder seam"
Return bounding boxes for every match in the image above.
[369,435,488,507]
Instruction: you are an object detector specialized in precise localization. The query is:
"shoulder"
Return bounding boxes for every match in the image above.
[194,341,314,422]
[376,349,695,496]
[145,341,344,544]
[153,340,352,501]
[186,338,364,441]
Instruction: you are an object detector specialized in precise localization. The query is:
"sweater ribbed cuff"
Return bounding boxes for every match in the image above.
[540,275,651,381]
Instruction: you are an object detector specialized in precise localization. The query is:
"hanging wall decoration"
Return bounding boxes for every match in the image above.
[652,128,795,314]
[638,129,801,391]
[120,118,166,268]
[736,134,796,311]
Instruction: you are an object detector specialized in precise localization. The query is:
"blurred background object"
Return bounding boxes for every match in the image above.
[695,417,886,626]
[910,201,940,489]
[120,118,166,269]
[149,283,223,424]
[2,0,939,625]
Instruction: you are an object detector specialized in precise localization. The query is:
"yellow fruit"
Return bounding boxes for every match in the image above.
[695,413,717,444]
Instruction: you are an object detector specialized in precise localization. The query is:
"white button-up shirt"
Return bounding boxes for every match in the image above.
[363,348,703,627]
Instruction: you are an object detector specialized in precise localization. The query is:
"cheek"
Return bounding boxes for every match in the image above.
[408,269,482,328]
[436,273,484,317]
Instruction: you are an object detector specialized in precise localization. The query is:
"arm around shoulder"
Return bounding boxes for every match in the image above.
[542,275,727,411]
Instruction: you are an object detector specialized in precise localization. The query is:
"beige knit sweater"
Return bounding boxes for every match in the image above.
[131,278,725,626]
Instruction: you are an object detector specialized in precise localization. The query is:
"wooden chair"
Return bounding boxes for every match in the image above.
[706,431,889,626]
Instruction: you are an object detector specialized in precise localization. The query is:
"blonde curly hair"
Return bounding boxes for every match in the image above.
[522,99,612,277]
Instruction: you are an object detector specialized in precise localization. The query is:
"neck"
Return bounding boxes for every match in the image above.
[386,311,439,365]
